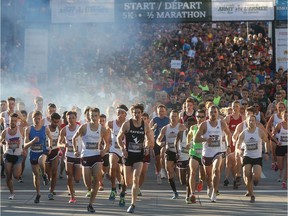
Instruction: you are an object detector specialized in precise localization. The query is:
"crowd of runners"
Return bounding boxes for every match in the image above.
[0,91,287,213]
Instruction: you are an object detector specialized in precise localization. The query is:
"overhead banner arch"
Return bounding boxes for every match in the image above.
[51,0,274,23]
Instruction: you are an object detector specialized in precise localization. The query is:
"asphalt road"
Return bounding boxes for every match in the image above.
[1,154,287,216]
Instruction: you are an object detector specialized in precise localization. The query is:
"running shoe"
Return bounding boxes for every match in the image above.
[244,192,251,197]
[274,163,279,172]
[160,168,167,179]
[224,178,229,186]
[185,197,192,204]
[216,190,220,196]
[34,194,41,203]
[277,178,282,182]
[127,204,135,213]
[52,191,56,195]
[207,187,212,198]
[190,194,196,203]
[68,198,76,203]
[119,196,125,207]
[157,174,162,185]
[8,194,15,200]
[87,204,95,213]
[99,182,104,191]
[282,182,287,189]
[109,190,116,201]
[172,192,179,199]
[18,177,23,183]
[138,188,142,196]
[85,190,91,198]
[250,195,255,203]
[48,193,54,200]
[210,192,217,203]
[42,174,50,186]
[197,181,203,192]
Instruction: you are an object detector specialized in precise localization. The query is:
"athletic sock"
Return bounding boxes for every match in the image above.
[169,178,177,192]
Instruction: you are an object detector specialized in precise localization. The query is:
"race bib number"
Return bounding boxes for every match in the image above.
[67,146,74,152]
[166,142,175,149]
[181,146,189,154]
[31,144,43,151]
[52,139,58,147]
[280,136,288,143]
[208,135,220,147]
[86,142,98,150]
[8,139,20,150]
[246,142,258,151]
[128,142,143,153]
[195,149,202,155]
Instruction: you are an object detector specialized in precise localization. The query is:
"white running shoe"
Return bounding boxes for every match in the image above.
[160,169,167,179]
[8,194,15,200]
[211,192,217,202]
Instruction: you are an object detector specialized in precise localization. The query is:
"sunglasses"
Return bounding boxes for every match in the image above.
[196,116,205,118]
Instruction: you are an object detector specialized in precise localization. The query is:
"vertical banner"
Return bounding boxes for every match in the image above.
[24,29,48,74]
[276,0,288,21]
[275,28,288,70]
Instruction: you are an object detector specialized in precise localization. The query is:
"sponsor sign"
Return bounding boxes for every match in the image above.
[275,28,288,70]
[171,60,182,69]
[212,0,274,21]
[51,0,115,23]
[276,0,288,21]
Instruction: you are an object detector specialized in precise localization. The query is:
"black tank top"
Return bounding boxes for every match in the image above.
[125,119,145,153]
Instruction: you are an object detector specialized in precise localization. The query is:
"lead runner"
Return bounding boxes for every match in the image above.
[117,104,154,213]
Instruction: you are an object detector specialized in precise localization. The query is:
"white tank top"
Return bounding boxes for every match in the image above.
[273,113,282,128]
[203,120,223,157]
[243,127,262,158]
[278,123,288,146]
[65,124,80,158]
[81,123,101,157]
[109,120,122,156]
[47,127,60,150]
[255,112,261,122]
[165,123,180,153]
[4,126,23,156]
[178,130,190,161]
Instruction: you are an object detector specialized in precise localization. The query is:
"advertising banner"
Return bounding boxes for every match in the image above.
[212,0,274,21]
[275,28,288,71]
[276,0,288,21]
[51,0,115,23]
